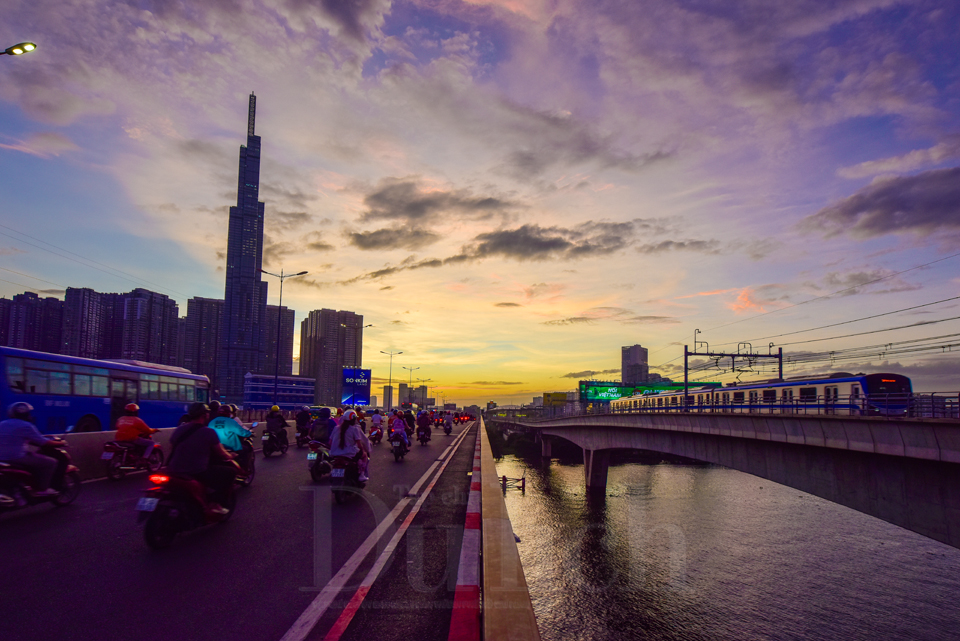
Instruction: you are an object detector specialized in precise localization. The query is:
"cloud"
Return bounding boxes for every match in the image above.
[495,302,522,307]
[0,132,79,158]
[347,226,441,250]
[838,137,960,179]
[542,306,679,326]
[359,178,517,225]
[799,168,960,242]
[561,368,620,379]
[0,247,27,256]
[637,239,721,254]
[820,269,921,296]
[523,282,565,300]
[469,381,524,385]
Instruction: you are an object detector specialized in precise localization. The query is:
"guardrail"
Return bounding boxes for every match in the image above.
[490,392,960,423]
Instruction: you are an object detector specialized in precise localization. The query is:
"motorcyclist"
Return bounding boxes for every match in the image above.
[206,400,221,424]
[295,405,312,440]
[416,410,432,442]
[265,405,289,446]
[167,403,242,516]
[0,402,64,497]
[309,407,337,445]
[114,403,158,458]
[328,409,371,482]
[403,410,415,436]
[389,411,410,449]
[208,405,253,470]
[443,411,453,433]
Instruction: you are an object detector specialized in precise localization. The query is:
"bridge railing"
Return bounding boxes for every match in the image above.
[489,392,960,423]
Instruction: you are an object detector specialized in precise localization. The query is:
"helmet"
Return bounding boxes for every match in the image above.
[209,400,221,412]
[342,409,358,422]
[318,407,331,419]
[229,404,239,415]
[303,406,311,411]
[125,403,139,413]
[8,401,33,418]
[270,405,280,412]
[219,405,232,416]
[186,402,210,420]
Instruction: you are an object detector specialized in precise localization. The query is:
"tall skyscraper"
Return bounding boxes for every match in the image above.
[299,309,363,405]
[398,383,409,405]
[61,288,104,358]
[383,385,393,411]
[219,93,268,403]
[122,288,179,364]
[622,344,649,385]
[8,292,63,354]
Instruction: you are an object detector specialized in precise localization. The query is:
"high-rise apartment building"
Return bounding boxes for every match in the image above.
[122,288,179,365]
[61,288,104,358]
[622,344,649,385]
[383,385,393,411]
[183,297,223,393]
[219,92,268,403]
[262,305,295,378]
[398,383,409,405]
[299,309,363,405]
[8,292,63,354]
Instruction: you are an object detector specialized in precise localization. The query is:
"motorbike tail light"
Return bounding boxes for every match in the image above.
[104,443,118,452]
[149,474,169,484]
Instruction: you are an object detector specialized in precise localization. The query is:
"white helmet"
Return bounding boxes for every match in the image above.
[8,401,34,418]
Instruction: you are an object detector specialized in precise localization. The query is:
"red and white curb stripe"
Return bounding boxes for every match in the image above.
[448,430,483,641]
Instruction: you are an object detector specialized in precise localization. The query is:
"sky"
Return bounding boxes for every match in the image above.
[2,0,960,406]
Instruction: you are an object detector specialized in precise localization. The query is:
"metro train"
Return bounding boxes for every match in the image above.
[609,372,914,417]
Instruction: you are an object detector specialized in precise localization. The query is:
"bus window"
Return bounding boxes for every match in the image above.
[74,374,92,396]
[91,376,109,397]
[49,371,71,395]
[111,379,125,398]
[179,384,192,401]
[7,357,25,392]
[26,369,48,394]
[196,387,208,402]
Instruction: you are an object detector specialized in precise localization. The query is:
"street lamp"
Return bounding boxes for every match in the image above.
[3,42,36,56]
[260,268,307,407]
[402,366,419,404]
[380,350,402,409]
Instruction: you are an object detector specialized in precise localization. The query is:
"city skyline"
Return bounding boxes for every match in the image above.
[3,1,960,405]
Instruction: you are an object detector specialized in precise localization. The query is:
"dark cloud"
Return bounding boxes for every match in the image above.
[799,168,960,241]
[561,368,620,379]
[637,239,721,254]
[821,270,921,296]
[347,226,441,250]
[319,0,386,41]
[360,178,516,225]
[261,182,320,210]
[495,302,522,307]
[380,285,394,291]
[273,211,313,231]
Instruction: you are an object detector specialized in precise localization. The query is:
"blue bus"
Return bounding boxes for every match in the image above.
[0,346,210,435]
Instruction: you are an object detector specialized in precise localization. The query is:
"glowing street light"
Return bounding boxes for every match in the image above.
[3,42,37,56]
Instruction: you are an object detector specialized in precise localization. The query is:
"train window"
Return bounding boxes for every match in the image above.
[851,385,860,399]
[782,389,794,401]
[799,387,817,402]
[763,390,776,402]
[825,386,839,401]
[733,392,745,403]
[749,391,759,402]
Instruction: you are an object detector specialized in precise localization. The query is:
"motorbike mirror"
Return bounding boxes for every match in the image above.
[251,421,259,427]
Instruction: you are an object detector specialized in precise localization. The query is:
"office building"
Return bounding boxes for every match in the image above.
[219,92,268,403]
[299,308,364,405]
[622,344,649,385]
[262,304,295,378]
[383,385,393,410]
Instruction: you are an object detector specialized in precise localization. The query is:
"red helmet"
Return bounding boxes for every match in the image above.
[125,403,140,412]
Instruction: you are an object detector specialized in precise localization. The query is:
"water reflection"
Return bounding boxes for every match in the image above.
[497,445,960,641]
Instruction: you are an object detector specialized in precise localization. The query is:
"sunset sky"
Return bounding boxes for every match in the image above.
[2,0,960,405]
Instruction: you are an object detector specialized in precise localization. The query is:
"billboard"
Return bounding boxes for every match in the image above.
[578,381,720,402]
[341,368,372,406]
[543,392,569,407]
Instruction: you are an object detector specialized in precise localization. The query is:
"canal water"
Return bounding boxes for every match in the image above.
[495,444,960,640]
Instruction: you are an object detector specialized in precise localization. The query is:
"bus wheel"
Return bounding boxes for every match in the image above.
[75,415,101,433]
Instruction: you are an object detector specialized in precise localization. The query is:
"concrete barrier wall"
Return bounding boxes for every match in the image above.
[479,418,541,641]
[59,423,260,482]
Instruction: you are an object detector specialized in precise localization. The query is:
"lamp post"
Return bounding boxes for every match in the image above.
[402,366,420,405]
[260,268,307,407]
[2,42,37,56]
[380,350,402,410]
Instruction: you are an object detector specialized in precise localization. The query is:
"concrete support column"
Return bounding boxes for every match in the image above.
[583,448,610,493]
[540,435,552,458]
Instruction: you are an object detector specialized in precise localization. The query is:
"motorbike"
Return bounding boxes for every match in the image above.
[444,422,452,435]
[369,426,383,445]
[329,455,365,504]
[102,440,164,480]
[295,425,311,449]
[137,466,242,549]
[417,428,430,446]
[307,440,333,482]
[0,442,82,512]
[261,428,288,457]
[234,435,255,487]
[390,433,408,462]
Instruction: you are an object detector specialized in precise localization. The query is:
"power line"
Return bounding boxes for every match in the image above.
[775,315,960,347]
[0,267,66,289]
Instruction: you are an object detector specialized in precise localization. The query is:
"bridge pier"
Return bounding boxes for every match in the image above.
[583,448,610,493]
[540,435,552,458]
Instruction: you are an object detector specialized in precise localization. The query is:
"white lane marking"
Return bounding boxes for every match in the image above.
[279,425,473,641]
